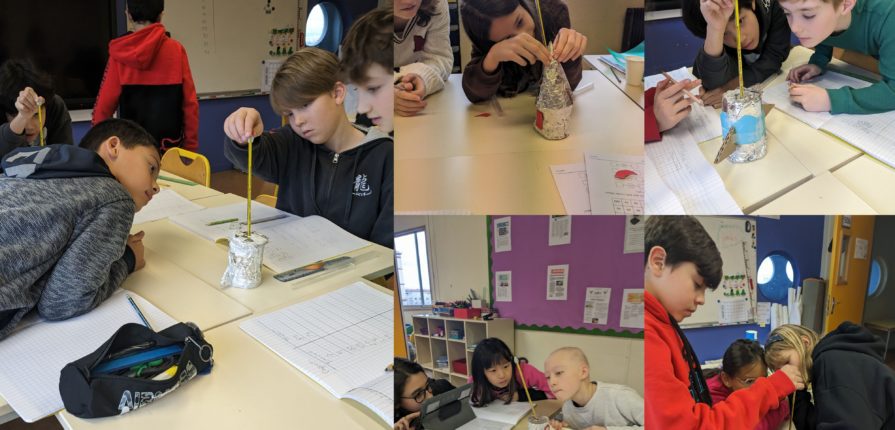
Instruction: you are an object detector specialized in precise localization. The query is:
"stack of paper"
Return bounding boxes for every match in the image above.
[549,153,644,215]
[133,189,204,225]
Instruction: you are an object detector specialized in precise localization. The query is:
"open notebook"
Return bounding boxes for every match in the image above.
[458,401,533,429]
[169,202,371,273]
[0,291,177,422]
[239,282,393,424]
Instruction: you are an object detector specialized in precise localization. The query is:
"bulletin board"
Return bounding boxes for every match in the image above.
[163,0,300,94]
[488,216,644,338]
[680,216,758,328]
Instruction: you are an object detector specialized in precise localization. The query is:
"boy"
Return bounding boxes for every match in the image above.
[0,59,73,158]
[783,0,895,114]
[0,119,159,340]
[544,347,644,430]
[341,7,395,135]
[644,216,804,430]
[93,0,199,151]
[682,0,791,106]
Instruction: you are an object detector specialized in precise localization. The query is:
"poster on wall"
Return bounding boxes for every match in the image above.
[549,216,572,246]
[623,215,644,254]
[583,287,611,325]
[546,264,569,300]
[494,217,512,253]
[620,289,644,329]
[495,271,512,302]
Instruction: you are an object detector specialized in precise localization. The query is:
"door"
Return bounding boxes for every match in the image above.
[825,216,875,333]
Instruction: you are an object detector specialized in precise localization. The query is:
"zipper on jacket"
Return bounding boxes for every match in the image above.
[332,153,340,164]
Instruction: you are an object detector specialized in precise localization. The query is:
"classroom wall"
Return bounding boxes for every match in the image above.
[865,217,895,351]
[685,216,825,362]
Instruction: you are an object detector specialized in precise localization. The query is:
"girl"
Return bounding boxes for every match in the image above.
[705,339,789,430]
[470,338,554,406]
[765,323,895,429]
[459,0,587,103]
[394,358,455,430]
[394,0,453,116]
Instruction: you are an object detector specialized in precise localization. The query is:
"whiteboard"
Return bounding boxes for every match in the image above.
[163,0,301,94]
[680,217,758,328]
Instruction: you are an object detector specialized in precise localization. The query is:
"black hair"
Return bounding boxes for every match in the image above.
[127,0,164,23]
[416,0,441,27]
[394,357,426,420]
[0,59,55,118]
[460,0,538,56]
[644,216,723,290]
[681,0,756,39]
[79,118,158,152]
[341,8,393,85]
[470,338,517,407]
[722,339,766,376]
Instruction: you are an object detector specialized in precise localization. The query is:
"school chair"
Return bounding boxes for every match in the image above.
[160,148,211,188]
[254,184,279,207]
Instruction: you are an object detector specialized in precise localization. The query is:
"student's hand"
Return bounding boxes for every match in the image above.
[789,83,831,112]
[552,28,587,63]
[700,0,735,32]
[223,107,264,145]
[654,78,703,132]
[584,426,608,430]
[483,33,551,73]
[395,73,427,117]
[787,64,822,83]
[14,87,43,118]
[780,364,805,390]
[127,231,146,272]
[394,411,420,430]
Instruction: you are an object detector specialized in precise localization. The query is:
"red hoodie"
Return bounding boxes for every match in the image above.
[706,374,790,430]
[93,23,199,151]
[645,291,795,429]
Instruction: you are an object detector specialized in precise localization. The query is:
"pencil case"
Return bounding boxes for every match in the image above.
[59,322,214,418]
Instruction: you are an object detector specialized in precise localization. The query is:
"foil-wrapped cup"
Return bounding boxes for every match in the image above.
[527,415,549,430]
[221,230,269,289]
[721,89,767,163]
[534,56,574,140]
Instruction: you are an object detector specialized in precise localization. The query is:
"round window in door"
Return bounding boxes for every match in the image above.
[757,252,798,302]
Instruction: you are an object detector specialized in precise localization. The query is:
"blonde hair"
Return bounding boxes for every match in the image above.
[269,47,340,114]
[765,324,820,385]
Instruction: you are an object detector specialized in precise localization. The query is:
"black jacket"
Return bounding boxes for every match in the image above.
[0,94,73,160]
[224,125,393,249]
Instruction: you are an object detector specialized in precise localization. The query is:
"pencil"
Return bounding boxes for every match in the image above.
[126,294,152,330]
[660,71,704,106]
[515,357,538,419]
[207,217,239,226]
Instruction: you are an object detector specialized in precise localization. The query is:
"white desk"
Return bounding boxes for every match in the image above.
[394,71,643,214]
[751,171,875,215]
[833,155,895,213]
[584,54,646,108]
[157,171,222,201]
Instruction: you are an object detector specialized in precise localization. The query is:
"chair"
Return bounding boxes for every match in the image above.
[160,148,211,187]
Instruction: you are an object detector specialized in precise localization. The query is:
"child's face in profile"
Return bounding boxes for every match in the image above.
[647,248,708,322]
[722,8,760,50]
[779,0,843,48]
[768,347,802,371]
[355,64,393,133]
[102,138,160,211]
[721,361,767,391]
[544,353,586,402]
[394,0,422,23]
[400,371,432,413]
[485,358,513,389]
[487,5,536,43]
[5,110,42,144]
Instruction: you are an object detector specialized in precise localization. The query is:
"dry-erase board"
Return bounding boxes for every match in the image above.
[487,216,644,338]
[163,0,300,94]
[680,216,758,328]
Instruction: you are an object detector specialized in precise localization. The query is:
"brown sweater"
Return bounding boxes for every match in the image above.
[462,0,582,103]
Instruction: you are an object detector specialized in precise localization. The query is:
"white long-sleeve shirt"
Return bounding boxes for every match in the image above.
[562,381,644,430]
[394,0,453,98]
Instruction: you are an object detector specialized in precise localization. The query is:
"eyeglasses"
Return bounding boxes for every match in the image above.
[765,334,785,349]
[401,378,434,404]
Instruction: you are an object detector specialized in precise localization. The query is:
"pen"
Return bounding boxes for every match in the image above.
[206,217,239,226]
[660,70,704,105]
[252,214,288,225]
[126,294,152,330]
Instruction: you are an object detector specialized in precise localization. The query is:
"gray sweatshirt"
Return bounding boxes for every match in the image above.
[561,381,644,430]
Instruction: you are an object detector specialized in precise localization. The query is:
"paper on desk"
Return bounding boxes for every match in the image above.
[0,291,176,423]
[645,68,721,143]
[762,71,872,129]
[645,67,694,90]
[470,400,532,425]
[644,156,686,214]
[584,153,643,215]
[170,201,289,241]
[133,189,204,225]
[550,163,591,215]
[645,127,743,215]
[823,110,895,169]
[253,215,371,273]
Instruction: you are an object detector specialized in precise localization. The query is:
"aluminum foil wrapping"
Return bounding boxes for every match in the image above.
[534,57,573,140]
[221,230,268,289]
[721,88,767,163]
[528,415,549,430]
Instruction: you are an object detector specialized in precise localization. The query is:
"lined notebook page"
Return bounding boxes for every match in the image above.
[824,111,895,169]
[0,291,176,422]
[240,282,393,423]
[343,372,394,424]
[254,216,371,273]
[169,202,288,241]
[133,189,204,225]
[470,401,532,425]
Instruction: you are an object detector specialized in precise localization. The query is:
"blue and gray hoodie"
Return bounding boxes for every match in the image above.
[0,145,136,340]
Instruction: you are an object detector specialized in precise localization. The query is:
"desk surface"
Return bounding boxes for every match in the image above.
[157,171,222,201]
[833,155,895,214]
[394,71,643,214]
[584,55,646,108]
[751,171,876,215]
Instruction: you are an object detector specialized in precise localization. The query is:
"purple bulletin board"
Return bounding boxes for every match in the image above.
[488,216,644,338]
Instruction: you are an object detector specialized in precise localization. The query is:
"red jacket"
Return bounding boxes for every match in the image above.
[644,86,661,143]
[645,291,795,429]
[93,23,199,151]
[706,374,790,430]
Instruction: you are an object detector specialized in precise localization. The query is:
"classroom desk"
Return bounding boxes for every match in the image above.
[832,155,895,214]
[510,399,564,430]
[394,71,643,214]
[57,279,392,430]
[751,171,875,215]
[584,55,646,108]
[157,171,222,201]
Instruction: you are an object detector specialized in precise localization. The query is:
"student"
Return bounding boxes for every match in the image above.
[469,337,554,406]
[341,7,395,135]
[0,59,73,158]
[682,0,791,107]
[644,78,704,142]
[393,357,456,430]
[765,323,895,429]
[782,0,895,114]
[644,216,804,430]
[459,0,587,103]
[544,347,644,430]
[394,0,453,116]
[705,339,789,430]
[93,0,199,151]
[222,48,393,248]
[0,118,158,340]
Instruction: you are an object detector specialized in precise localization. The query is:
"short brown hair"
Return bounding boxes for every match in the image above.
[269,48,340,114]
[778,0,843,6]
[340,8,393,84]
